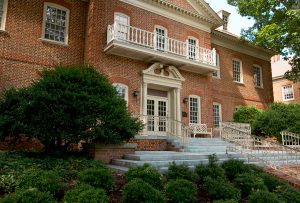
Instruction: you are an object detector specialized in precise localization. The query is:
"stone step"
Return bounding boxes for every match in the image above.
[107,164,128,174]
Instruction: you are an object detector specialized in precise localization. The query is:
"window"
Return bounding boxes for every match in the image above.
[0,0,8,30]
[213,103,222,128]
[233,59,243,83]
[42,3,69,44]
[114,12,130,40]
[189,96,201,124]
[155,26,167,51]
[282,85,294,101]
[213,53,220,78]
[113,83,128,105]
[187,38,197,60]
[253,65,263,87]
[222,15,228,30]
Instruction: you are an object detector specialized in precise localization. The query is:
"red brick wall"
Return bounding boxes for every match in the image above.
[0,0,87,90]
[273,79,300,103]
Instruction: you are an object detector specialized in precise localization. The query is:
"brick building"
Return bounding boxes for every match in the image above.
[0,0,275,136]
[272,55,300,103]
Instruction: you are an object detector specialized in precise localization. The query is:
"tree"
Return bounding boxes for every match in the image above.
[227,0,300,81]
[0,66,142,152]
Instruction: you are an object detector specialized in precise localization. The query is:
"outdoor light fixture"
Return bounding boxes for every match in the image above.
[183,96,189,103]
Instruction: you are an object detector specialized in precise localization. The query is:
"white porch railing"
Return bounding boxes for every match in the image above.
[135,115,190,146]
[221,122,300,181]
[107,22,217,66]
[281,131,300,149]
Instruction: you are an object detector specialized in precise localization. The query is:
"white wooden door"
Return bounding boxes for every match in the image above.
[146,97,168,133]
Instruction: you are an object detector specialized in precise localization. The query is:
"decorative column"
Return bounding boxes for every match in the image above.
[142,82,148,117]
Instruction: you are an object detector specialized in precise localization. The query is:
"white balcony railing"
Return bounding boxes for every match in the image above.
[107,22,217,66]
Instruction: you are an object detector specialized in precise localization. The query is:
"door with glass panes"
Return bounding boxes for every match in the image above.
[147,97,168,133]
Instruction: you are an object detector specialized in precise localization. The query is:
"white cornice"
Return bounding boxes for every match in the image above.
[212,30,276,61]
[119,0,222,32]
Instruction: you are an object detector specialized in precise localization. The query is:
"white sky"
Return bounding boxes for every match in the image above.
[205,0,254,36]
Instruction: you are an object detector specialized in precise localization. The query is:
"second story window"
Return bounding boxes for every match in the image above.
[282,85,294,101]
[253,65,263,87]
[0,0,8,30]
[155,26,167,51]
[213,54,220,78]
[114,13,130,40]
[188,38,197,60]
[43,3,69,44]
[233,59,243,83]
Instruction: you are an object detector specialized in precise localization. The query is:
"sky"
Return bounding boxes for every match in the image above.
[205,0,254,36]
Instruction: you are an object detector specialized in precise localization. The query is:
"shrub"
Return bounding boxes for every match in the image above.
[17,169,63,195]
[213,200,238,203]
[221,159,251,181]
[203,176,241,201]
[0,66,143,152]
[248,190,280,203]
[233,173,267,196]
[195,163,226,180]
[64,184,108,203]
[125,164,162,189]
[122,179,164,203]
[276,185,300,203]
[259,173,285,192]
[0,188,56,203]
[233,106,262,129]
[167,163,198,182]
[165,179,197,203]
[78,168,114,191]
[0,174,17,194]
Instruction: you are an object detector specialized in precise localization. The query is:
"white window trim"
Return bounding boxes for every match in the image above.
[186,36,199,60]
[232,58,243,83]
[189,95,201,125]
[253,64,263,88]
[113,83,129,106]
[154,25,168,51]
[41,2,70,45]
[282,85,294,101]
[114,12,130,25]
[213,53,220,79]
[0,0,8,31]
[213,102,222,128]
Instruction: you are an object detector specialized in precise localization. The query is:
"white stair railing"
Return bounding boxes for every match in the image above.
[221,122,300,180]
[107,22,217,66]
[281,131,300,148]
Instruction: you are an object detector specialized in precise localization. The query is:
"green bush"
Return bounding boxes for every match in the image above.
[276,185,300,203]
[0,174,17,194]
[248,190,280,203]
[122,179,164,203]
[78,168,113,191]
[213,200,238,203]
[125,164,162,189]
[0,188,56,203]
[203,176,241,201]
[233,106,262,129]
[233,173,267,196]
[64,184,108,203]
[0,66,143,152]
[17,169,63,195]
[195,163,226,180]
[167,162,198,182]
[253,103,300,140]
[259,173,285,192]
[221,159,251,181]
[165,179,197,203]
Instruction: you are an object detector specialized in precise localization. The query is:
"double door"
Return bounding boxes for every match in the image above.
[147,97,168,133]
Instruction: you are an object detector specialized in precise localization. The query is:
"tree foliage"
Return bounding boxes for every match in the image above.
[228,0,300,81]
[0,66,142,152]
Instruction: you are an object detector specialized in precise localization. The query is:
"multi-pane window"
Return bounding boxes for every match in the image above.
[114,13,130,40]
[233,59,242,83]
[155,26,166,51]
[222,15,228,30]
[189,96,200,124]
[213,54,220,78]
[282,85,294,101]
[0,0,8,30]
[43,3,69,43]
[188,38,197,60]
[213,103,222,128]
[113,83,128,105]
[253,65,263,87]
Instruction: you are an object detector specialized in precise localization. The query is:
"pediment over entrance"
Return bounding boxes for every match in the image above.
[143,63,185,82]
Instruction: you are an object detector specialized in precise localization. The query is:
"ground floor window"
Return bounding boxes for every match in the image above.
[213,103,222,128]
[189,96,201,124]
[113,83,128,105]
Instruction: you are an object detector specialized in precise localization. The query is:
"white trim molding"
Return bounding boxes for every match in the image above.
[0,0,8,31]
[42,2,70,45]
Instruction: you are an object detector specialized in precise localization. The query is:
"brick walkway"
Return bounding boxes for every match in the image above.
[265,165,300,188]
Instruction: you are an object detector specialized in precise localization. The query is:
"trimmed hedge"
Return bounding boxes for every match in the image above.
[167,162,198,182]
[165,179,197,203]
[0,189,56,203]
[78,168,114,191]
